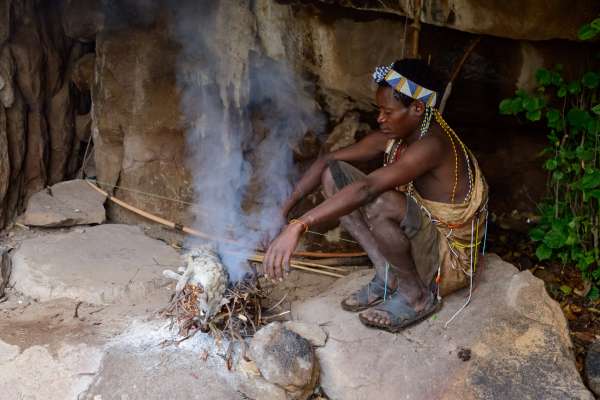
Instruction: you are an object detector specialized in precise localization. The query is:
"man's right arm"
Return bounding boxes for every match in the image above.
[281,131,389,218]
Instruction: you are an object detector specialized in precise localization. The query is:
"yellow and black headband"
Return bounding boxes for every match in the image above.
[373,64,437,108]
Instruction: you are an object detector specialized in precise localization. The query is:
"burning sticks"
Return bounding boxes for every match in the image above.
[163,279,266,340]
[162,245,367,344]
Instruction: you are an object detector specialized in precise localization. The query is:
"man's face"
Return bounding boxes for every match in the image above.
[375,86,422,139]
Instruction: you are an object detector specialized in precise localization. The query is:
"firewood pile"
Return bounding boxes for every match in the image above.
[162,277,266,341]
[161,244,367,346]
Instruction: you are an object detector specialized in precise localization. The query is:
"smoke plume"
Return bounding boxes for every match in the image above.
[169,1,325,281]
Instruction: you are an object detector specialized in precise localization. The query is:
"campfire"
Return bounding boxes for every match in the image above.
[161,244,359,342]
[162,245,267,341]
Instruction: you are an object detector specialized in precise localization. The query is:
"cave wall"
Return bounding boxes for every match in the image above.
[0,0,93,228]
[305,0,600,41]
[0,0,597,229]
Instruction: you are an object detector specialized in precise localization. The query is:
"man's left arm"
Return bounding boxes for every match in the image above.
[263,137,443,280]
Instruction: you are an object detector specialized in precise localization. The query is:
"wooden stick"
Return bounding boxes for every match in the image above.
[246,254,345,278]
[308,256,372,266]
[87,179,367,258]
[294,251,366,258]
[439,37,481,114]
[288,259,347,272]
[285,264,344,278]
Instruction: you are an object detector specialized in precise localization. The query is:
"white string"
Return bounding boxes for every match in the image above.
[78,135,94,179]
[384,262,390,301]
[444,216,475,328]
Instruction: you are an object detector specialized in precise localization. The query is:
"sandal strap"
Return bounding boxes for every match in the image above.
[372,291,437,326]
[351,274,393,304]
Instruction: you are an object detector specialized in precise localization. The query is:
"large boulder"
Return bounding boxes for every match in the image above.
[92,27,191,224]
[293,254,593,400]
[19,179,106,227]
[585,340,600,396]
[9,224,182,304]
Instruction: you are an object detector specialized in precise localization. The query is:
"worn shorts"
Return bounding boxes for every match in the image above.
[327,160,441,287]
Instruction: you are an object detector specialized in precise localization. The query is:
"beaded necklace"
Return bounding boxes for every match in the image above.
[433,110,473,203]
[383,107,473,204]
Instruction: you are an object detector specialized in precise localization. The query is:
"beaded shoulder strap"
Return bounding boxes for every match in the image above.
[384,138,404,166]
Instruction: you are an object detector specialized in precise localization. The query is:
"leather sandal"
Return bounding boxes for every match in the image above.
[358,291,442,333]
[340,275,394,312]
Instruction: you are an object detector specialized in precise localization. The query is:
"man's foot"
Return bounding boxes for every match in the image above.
[341,275,395,312]
[358,290,441,333]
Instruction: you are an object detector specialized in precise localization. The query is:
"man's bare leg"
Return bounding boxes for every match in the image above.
[359,190,429,326]
[321,162,431,326]
[322,168,392,307]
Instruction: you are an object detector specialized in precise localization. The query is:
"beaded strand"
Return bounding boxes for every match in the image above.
[433,110,474,203]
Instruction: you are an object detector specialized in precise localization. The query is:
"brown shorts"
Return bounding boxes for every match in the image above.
[328,160,442,288]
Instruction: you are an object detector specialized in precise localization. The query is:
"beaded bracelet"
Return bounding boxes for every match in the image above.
[289,219,309,233]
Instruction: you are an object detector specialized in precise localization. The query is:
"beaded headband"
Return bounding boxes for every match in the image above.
[372,63,438,108]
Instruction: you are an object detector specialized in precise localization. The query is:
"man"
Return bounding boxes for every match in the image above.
[264,59,488,332]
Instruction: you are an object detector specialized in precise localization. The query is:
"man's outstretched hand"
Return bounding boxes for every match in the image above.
[263,222,304,281]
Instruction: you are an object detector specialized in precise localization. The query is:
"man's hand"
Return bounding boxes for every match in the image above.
[264,222,304,281]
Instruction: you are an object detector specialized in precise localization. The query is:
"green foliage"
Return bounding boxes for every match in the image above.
[500,20,600,296]
[578,17,600,41]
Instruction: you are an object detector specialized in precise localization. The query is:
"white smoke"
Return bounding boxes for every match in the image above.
[169,1,324,281]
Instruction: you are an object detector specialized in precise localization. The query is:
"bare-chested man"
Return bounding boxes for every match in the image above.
[264,59,488,332]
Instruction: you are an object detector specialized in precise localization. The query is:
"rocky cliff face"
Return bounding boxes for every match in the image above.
[0,0,94,228]
[0,0,597,229]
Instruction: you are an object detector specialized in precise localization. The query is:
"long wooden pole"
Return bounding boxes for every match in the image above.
[86,180,367,259]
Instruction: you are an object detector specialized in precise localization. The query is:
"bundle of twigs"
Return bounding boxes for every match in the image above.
[162,278,267,340]
[247,253,348,278]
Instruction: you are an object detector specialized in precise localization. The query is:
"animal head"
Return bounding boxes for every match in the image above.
[186,243,220,264]
[198,291,229,323]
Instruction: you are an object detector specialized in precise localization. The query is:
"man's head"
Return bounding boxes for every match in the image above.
[373,59,441,139]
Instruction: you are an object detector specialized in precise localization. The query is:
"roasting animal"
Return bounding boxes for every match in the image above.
[163,245,229,323]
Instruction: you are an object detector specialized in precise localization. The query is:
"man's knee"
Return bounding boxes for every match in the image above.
[364,190,407,222]
[321,167,336,198]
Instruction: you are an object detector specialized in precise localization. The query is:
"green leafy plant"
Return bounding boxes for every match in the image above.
[499,19,600,297]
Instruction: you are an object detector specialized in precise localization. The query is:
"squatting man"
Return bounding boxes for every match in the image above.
[263,59,488,333]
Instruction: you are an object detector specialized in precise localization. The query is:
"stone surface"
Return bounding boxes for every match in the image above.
[0,246,10,298]
[83,319,288,400]
[293,254,593,400]
[0,0,9,46]
[324,111,370,153]
[310,0,600,41]
[586,340,600,396]
[92,26,191,224]
[0,340,103,400]
[71,53,94,93]
[10,224,182,304]
[0,107,9,227]
[86,341,244,400]
[61,0,104,42]
[20,179,106,227]
[249,322,318,399]
[11,1,49,198]
[284,321,328,347]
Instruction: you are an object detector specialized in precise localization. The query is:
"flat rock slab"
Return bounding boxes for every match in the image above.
[293,254,593,400]
[10,224,182,304]
[84,321,276,400]
[20,179,106,227]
